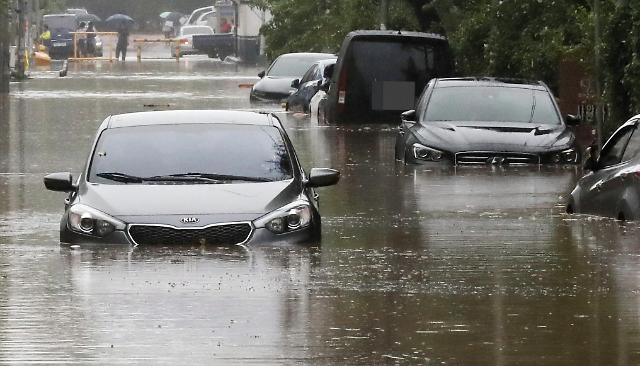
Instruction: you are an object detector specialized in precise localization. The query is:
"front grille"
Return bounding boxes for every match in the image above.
[128,223,252,246]
[455,151,539,165]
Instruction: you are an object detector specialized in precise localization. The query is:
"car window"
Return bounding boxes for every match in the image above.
[422,86,561,124]
[621,126,640,162]
[182,26,213,36]
[346,40,435,112]
[599,126,634,168]
[88,124,293,184]
[300,65,318,84]
[268,55,335,77]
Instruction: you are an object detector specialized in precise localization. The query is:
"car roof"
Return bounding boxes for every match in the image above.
[345,30,448,41]
[105,110,276,129]
[434,77,547,90]
[276,52,337,60]
[316,58,337,66]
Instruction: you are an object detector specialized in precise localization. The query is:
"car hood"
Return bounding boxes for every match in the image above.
[413,121,575,152]
[252,76,296,95]
[77,179,301,222]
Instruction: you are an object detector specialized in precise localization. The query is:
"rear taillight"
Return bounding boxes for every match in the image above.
[635,171,640,179]
[180,38,188,44]
[337,65,348,112]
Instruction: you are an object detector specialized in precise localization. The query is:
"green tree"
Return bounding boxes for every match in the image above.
[253,0,426,59]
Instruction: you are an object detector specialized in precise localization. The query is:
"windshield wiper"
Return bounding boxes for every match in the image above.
[96,172,144,183]
[96,172,274,184]
[164,173,275,182]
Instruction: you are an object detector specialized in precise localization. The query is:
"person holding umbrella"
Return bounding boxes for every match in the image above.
[115,24,129,61]
[105,14,135,61]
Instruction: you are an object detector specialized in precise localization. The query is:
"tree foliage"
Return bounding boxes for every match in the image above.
[252,0,427,59]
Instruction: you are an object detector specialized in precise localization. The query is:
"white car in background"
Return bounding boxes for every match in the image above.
[171,25,214,57]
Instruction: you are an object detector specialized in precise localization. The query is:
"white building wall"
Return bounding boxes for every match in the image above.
[237,4,271,37]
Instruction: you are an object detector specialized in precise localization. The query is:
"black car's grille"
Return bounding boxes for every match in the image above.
[455,152,540,165]
[128,223,253,246]
[252,90,288,101]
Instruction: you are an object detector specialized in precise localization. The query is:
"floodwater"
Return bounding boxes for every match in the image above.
[1,57,640,365]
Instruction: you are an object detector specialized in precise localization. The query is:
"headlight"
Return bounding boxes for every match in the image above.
[412,143,444,161]
[68,204,125,237]
[253,200,313,234]
[549,148,579,164]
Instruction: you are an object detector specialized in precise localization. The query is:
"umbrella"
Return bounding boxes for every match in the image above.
[105,14,135,28]
[76,13,101,23]
[159,11,184,22]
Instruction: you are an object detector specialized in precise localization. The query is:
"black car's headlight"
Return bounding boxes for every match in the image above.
[548,148,579,164]
[68,204,126,237]
[253,200,312,234]
[412,143,444,162]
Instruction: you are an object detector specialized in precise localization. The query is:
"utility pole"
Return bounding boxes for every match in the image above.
[15,0,26,80]
[1,0,10,93]
[380,0,389,30]
[594,0,602,149]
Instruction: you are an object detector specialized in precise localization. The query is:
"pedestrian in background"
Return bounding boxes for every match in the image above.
[116,24,129,61]
[86,22,96,57]
[76,22,87,57]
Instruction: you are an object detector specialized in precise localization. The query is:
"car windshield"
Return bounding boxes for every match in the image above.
[267,55,335,77]
[88,124,294,184]
[423,86,561,124]
[182,26,213,36]
[43,15,77,31]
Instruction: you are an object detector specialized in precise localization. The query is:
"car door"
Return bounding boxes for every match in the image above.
[288,65,318,112]
[580,123,636,215]
[616,124,640,217]
[297,66,323,111]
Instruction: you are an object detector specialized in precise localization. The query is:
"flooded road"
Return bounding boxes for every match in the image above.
[1,59,640,365]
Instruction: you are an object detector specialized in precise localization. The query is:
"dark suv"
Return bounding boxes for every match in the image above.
[320,30,454,125]
[43,14,78,59]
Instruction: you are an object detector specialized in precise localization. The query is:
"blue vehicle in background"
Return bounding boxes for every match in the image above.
[43,14,78,59]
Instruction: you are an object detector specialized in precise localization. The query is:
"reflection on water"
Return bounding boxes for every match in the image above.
[1,61,640,364]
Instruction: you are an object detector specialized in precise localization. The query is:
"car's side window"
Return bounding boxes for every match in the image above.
[621,126,640,162]
[300,65,317,84]
[599,126,634,168]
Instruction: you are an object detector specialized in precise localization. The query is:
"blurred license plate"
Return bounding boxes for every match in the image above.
[53,42,66,47]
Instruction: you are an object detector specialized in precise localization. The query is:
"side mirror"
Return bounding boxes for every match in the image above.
[44,172,75,192]
[323,64,334,79]
[565,114,581,126]
[290,78,300,89]
[258,70,265,78]
[401,109,416,124]
[307,168,340,188]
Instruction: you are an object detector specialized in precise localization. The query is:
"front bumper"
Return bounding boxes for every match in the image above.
[60,223,319,247]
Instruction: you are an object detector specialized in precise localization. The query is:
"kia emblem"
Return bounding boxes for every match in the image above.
[180,217,200,224]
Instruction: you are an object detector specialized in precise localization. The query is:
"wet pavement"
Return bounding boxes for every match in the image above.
[1,57,640,365]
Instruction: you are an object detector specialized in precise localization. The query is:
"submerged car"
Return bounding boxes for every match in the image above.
[44,110,340,246]
[321,30,454,124]
[250,52,336,103]
[171,25,214,57]
[395,77,582,165]
[43,14,78,59]
[567,115,640,220]
[286,58,336,114]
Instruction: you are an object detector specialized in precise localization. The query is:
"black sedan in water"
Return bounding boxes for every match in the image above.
[567,115,640,220]
[250,52,336,103]
[44,110,340,246]
[395,77,581,165]
[286,58,336,113]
